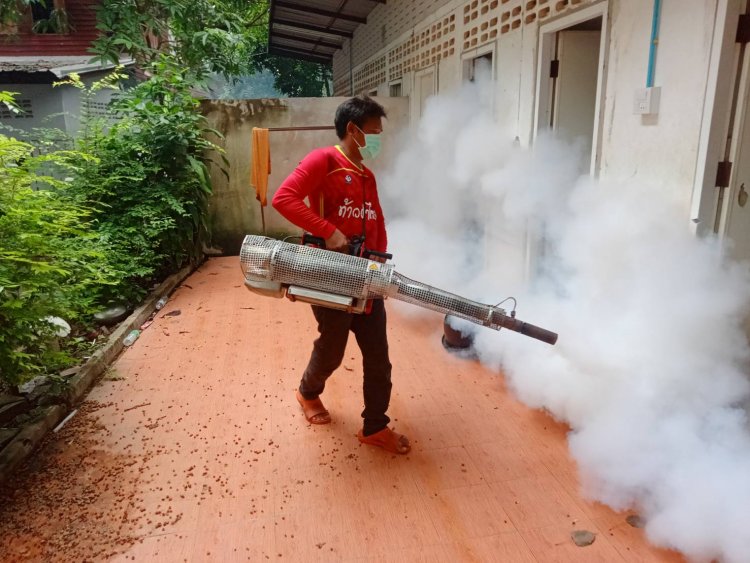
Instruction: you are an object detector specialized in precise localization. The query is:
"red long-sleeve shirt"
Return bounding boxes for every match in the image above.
[272,145,388,253]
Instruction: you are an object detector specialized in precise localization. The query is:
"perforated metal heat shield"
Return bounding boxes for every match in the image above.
[240,235,394,300]
[239,236,558,344]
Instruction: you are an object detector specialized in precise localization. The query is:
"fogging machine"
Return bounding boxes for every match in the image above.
[239,235,558,345]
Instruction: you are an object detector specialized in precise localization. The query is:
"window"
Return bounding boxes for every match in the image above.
[389,82,402,97]
[31,0,54,23]
[31,0,72,34]
[466,53,493,82]
[0,99,33,120]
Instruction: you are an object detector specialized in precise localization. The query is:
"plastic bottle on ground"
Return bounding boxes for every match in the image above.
[123,329,141,346]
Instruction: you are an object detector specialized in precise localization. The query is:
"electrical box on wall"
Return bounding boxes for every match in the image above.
[634,86,661,115]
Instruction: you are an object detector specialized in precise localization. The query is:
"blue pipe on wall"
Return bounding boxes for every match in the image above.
[647,0,662,87]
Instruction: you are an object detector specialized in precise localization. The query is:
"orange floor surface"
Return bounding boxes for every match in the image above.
[0,257,687,562]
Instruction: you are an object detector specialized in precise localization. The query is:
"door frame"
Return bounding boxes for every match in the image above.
[533,1,609,178]
[718,45,750,241]
[414,65,438,118]
[526,1,609,282]
[689,0,744,237]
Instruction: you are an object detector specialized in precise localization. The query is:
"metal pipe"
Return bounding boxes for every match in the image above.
[647,0,662,87]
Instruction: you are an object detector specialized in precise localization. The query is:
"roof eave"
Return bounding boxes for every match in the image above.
[268,0,384,64]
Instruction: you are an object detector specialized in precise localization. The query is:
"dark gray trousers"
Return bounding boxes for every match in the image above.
[298,299,392,436]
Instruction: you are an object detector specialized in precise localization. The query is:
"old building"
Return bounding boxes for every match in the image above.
[0,0,132,136]
[269,0,750,268]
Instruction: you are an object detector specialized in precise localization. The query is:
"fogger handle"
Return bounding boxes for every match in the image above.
[501,317,559,345]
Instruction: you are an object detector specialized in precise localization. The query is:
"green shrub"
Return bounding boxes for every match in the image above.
[0,59,224,387]
[68,57,225,304]
[0,134,118,387]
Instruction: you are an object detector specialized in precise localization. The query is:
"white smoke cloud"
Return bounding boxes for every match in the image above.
[379,74,750,562]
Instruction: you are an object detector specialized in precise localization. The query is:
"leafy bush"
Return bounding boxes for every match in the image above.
[67,57,224,304]
[0,59,224,387]
[0,134,118,387]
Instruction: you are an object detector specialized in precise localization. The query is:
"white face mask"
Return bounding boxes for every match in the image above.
[354,125,382,160]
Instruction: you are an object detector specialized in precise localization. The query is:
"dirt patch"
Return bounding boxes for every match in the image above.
[0,401,144,562]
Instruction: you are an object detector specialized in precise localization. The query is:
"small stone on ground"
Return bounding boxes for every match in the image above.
[571,530,596,547]
[626,514,646,528]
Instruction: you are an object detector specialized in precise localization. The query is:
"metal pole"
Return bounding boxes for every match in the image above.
[266,126,335,131]
[349,37,354,95]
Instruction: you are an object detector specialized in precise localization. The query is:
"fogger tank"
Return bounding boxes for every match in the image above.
[239,235,558,345]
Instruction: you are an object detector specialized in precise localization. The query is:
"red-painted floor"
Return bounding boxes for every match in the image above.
[0,257,686,562]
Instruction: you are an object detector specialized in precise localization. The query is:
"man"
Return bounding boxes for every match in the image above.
[272,95,410,455]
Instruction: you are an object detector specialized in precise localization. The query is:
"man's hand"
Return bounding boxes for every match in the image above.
[325,228,349,252]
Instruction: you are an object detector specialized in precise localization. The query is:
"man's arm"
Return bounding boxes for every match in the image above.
[272,150,337,240]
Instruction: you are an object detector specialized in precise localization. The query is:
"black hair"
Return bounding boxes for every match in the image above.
[334,95,387,139]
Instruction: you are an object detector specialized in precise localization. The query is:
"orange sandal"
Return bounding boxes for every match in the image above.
[295,390,331,424]
[357,427,411,455]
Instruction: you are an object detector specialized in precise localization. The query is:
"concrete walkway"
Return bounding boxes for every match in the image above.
[0,257,685,562]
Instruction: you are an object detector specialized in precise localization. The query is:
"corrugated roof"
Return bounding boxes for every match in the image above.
[0,56,133,77]
[0,56,91,73]
[268,0,383,64]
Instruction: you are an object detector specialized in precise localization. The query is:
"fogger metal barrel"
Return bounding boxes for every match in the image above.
[239,235,558,345]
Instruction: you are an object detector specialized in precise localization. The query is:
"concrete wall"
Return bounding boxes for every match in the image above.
[333,0,726,219]
[1,83,66,132]
[2,71,119,138]
[200,97,410,255]
[336,0,455,86]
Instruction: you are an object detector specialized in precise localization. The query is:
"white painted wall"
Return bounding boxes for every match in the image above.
[494,28,524,139]
[335,0,727,222]
[517,18,541,147]
[599,0,719,215]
